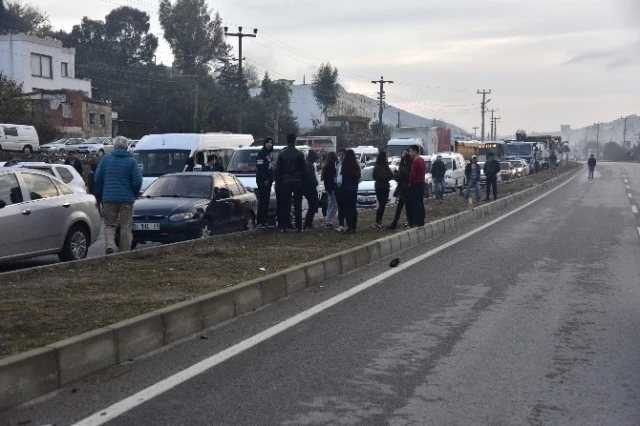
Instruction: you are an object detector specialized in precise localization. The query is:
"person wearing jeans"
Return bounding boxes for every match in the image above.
[94,136,143,254]
[372,150,394,228]
[464,155,482,203]
[431,155,446,200]
[321,151,339,228]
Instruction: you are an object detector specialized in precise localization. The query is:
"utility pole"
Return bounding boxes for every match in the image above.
[620,115,628,148]
[472,126,479,138]
[488,108,497,140]
[397,111,401,128]
[493,117,501,140]
[224,26,258,133]
[477,89,492,142]
[371,76,394,146]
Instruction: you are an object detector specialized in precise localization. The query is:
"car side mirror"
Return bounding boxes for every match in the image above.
[215,187,230,199]
[193,164,203,172]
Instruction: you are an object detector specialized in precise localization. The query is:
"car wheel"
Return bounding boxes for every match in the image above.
[58,224,89,262]
[243,212,256,231]
[200,221,212,238]
[59,149,66,155]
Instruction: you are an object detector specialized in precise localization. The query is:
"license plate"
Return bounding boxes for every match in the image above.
[133,222,160,231]
[358,196,376,203]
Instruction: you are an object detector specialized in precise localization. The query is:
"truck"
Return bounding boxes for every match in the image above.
[387,126,452,157]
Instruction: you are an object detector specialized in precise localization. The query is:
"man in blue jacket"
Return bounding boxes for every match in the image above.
[94,136,143,254]
[255,137,274,228]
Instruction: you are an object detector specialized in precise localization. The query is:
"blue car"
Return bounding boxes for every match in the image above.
[130,172,257,246]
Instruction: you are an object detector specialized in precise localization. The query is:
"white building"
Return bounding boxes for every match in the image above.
[0,33,91,97]
[250,81,373,133]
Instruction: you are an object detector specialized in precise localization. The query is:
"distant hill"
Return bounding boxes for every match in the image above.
[364,95,469,136]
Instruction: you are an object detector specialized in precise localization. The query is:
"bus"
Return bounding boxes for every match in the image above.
[455,140,505,161]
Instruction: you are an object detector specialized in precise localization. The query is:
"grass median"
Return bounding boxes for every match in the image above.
[0,164,580,357]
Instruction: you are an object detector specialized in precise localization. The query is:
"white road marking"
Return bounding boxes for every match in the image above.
[629,193,633,199]
[71,172,580,426]
[638,227,640,239]
[627,185,631,190]
[625,179,629,183]
[633,206,638,214]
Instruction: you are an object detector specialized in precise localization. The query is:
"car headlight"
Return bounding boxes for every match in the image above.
[169,212,196,221]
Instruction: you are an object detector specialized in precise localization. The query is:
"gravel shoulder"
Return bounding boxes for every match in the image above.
[0,164,579,357]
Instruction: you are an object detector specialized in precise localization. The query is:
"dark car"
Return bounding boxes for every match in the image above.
[130,172,257,246]
[499,162,517,181]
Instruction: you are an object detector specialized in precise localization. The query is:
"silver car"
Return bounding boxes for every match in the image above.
[0,169,101,263]
[1,162,87,193]
[75,137,114,158]
[39,138,86,157]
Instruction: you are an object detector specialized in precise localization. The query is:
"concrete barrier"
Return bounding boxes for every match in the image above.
[0,165,582,410]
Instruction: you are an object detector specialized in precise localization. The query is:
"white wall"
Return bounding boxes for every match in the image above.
[0,34,91,97]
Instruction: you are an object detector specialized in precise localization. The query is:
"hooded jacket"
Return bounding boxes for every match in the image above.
[94,148,142,204]
[256,138,274,183]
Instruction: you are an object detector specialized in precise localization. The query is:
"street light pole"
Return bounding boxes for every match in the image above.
[224,26,257,134]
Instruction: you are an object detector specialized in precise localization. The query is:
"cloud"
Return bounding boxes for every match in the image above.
[564,42,640,68]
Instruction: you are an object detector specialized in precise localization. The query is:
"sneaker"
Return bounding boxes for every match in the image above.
[325,223,334,229]
[335,226,345,233]
[256,223,267,229]
[296,228,303,233]
[304,226,315,231]
[106,247,114,255]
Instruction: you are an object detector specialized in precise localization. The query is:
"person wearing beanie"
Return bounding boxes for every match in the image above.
[256,136,274,228]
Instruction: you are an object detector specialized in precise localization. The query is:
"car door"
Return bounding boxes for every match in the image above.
[0,172,29,258]
[19,172,68,251]
[223,175,245,230]
[212,174,233,233]
[1,125,19,151]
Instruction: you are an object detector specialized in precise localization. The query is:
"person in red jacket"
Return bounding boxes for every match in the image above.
[408,145,426,227]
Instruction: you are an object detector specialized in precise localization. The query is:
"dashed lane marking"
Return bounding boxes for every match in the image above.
[629,193,633,199]
[632,205,638,214]
[626,185,631,190]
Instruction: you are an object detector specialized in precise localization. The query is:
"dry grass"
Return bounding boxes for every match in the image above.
[0,164,579,357]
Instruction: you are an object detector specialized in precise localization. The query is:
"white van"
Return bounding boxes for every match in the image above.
[132,133,253,193]
[432,152,465,193]
[352,146,379,167]
[0,124,39,155]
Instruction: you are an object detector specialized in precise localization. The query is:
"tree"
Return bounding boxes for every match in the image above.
[0,73,32,124]
[159,0,229,75]
[0,0,52,36]
[602,141,626,161]
[259,74,298,144]
[104,7,158,65]
[311,62,339,120]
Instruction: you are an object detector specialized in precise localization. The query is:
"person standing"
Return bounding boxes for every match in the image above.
[321,151,339,229]
[255,137,274,229]
[204,154,224,172]
[64,150,83,177]
[464,155,482,203]
[94,136,142,254]
[549,151,558,170]
[340,149,361,234]
[431,154,446,201]
[408,145,426,227]
[388,151,413,230]
[483,152,500,201]
[372,150,394,229]
[335,149,347,232]
[587,154,596,179]
[275,133,305,232]
[303,149,319,230]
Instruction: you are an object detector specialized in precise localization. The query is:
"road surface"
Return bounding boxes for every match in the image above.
[2,162,640,426]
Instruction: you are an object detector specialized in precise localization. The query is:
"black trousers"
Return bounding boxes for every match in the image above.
[336,187,346,227]
[410,183,425,227]
[344,189,358,230]
[277,182,303,230]
[391,197,411,227]
[486,175,498,199]
[304,188,318,228]
[375,187,390,224]
[256,180,272,225]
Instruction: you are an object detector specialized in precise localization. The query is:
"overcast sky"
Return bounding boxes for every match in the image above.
[40,0,640,134]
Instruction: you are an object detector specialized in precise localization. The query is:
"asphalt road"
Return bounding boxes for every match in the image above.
[3,162,640,426]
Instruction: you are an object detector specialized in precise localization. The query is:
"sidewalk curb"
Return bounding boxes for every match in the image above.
[0,167,581,410]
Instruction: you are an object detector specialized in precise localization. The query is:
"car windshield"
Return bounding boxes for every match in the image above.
[227,149,282,174]
[361,168,374,181]
[444,159,453,170]
[48,139,66,145]
[386,145,411,158]
[500,163,511,170]
[143,175,212,198]
[83,137,105,145]
[511,161,522,167]
[506,144,533,156]
[133,150,191,178]
[65,139,84,145]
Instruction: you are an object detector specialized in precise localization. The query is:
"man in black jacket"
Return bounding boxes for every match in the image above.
[275,133,305,232]
[64,150,83,176]
[587,154,596,179]
[431,155,446,200]
[483,153,500,201]
[255,137,274,228]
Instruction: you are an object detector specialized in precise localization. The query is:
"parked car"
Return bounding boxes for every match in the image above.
[0,169,101,263]
[499,161,517,181]
[435,152,466,193]
[127,139,139,153]
[1,161,87,193]
[478,162,503,186]
[420,155,434,198]
[75,137,114,158]
[509,159,528,177]
[39,138,86,157]
[357,166,399,209]
[0,124,39,155]
[130,172,257,246]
